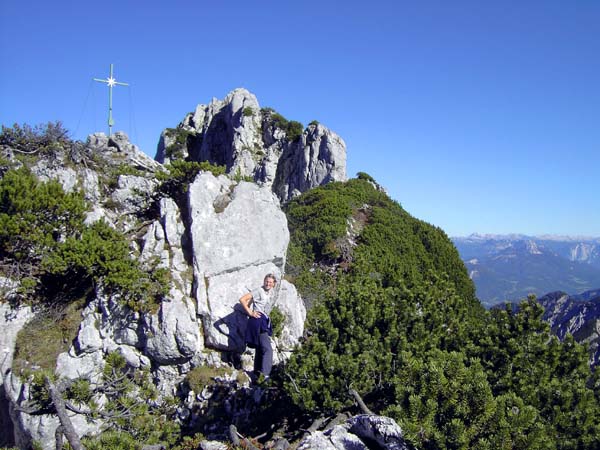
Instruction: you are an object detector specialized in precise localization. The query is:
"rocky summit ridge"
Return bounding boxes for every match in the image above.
[156,88,347,202]
[0,91,411,450]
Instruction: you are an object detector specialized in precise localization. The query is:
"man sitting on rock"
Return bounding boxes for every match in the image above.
[240,274,276,382]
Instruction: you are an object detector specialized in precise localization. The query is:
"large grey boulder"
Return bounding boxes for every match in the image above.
[144,293,202,365]
[273,280,306,351]
[75,309,103,354]
[137,197,193,316]
[199,441,229,450]
[327,425,370,449]
[296,415,411,450]
[297,431,343,450]
[186,171,305,352]
[347,415,410,450]
[32,164,79,193]
[79,168,102,205]
[159,197,191,291]
[155,88,347,202]
[55,350,105,382]
[140,220,170,267]
[111,174,158,214]
[298,425,371,450]
[200,264,281,351]
[188,174,288,278]
[187,172,291,350]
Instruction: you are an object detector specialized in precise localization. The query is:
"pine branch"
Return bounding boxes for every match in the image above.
[55,425,64,450]
[284,372,301,394]
[349,389,373,415]
[45,376,85,450]
[10,147,40,155]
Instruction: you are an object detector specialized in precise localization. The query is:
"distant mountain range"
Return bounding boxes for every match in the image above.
[452,234,600,307]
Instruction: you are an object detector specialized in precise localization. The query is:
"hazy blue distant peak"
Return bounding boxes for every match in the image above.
[454,233,600,242]
[571,288,600,302]
[452,234,600,306]
[455,233,532,241]
[536,235,600,242]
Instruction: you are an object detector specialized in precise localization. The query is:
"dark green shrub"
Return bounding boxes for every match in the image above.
[112,163,145,177]
[0,122,72,156]
[270,306,285,338]
[262,108,304,142]
[82,431,141,450]
[164,127,192,160]
[232,167,254,183]
[243,107,254,117]
[271,112,288,130]
[0,167,86,284]
[156,160,226,206]
[356,171,376,183]
[260,107,275,115]
[384,350,497,449]
[43,220,168,312]
[286,120,304,142]
[66,378,93,404]
[171,433,206,450]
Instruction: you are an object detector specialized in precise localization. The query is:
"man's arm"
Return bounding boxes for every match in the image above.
[240,292,261,318]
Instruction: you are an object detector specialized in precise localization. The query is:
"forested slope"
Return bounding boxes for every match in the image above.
[282,174,600,450]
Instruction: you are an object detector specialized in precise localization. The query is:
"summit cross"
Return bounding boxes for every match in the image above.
[93,64,129,136]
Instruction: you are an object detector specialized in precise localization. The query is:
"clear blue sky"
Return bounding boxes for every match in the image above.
[1,0,599,237]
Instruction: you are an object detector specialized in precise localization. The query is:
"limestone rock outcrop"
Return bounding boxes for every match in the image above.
[187,172,304,351]
[538,290,600,366]
[155,88,347,202]
[0,128,307,448]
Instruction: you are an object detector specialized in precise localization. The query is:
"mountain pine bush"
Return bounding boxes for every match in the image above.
[0,167,86,284]
[283,175,600,449]
[0,165,167,310]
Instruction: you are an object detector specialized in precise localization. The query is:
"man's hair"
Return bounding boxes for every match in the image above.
[264,273,277,283]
